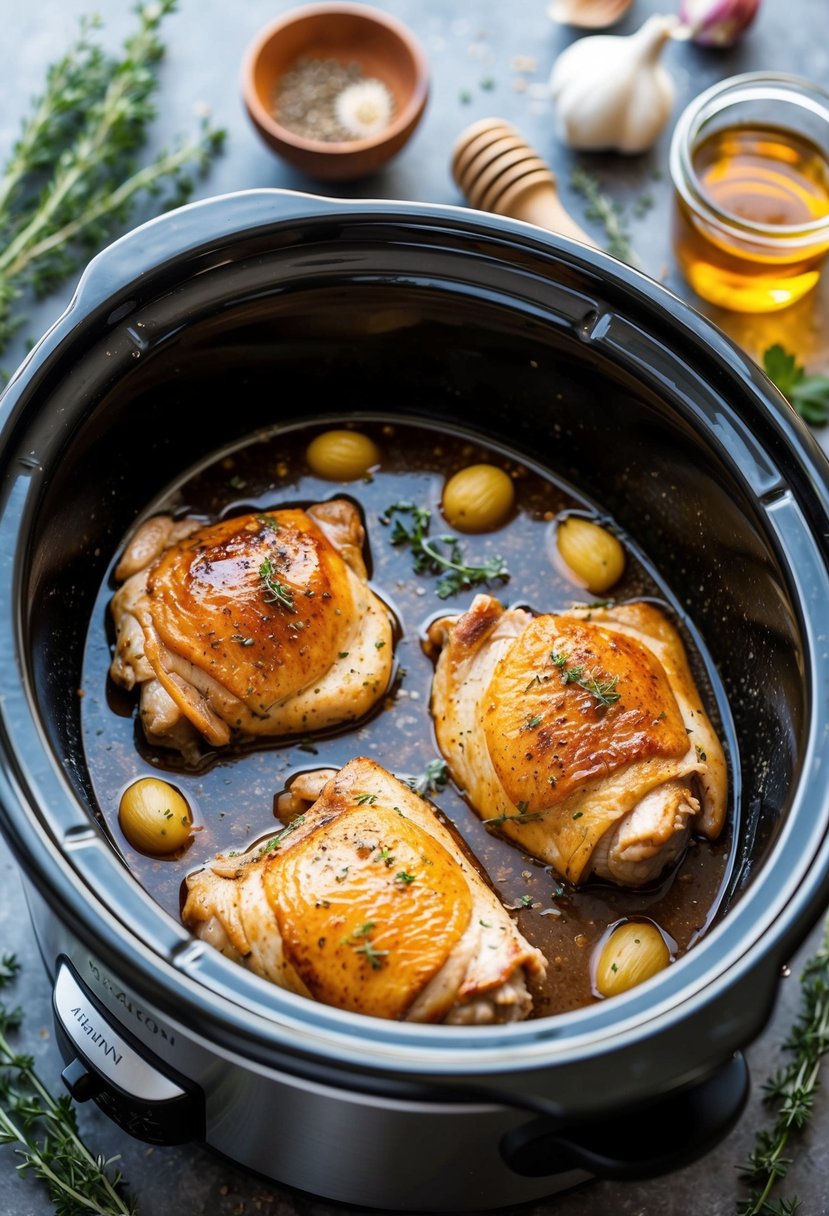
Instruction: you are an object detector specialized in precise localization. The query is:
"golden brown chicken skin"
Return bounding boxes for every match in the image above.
[182,757,546,1023]
[428,596,727,887]
[109,501,393,756]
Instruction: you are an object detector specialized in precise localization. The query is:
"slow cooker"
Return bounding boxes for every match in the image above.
[1,188,828,1212]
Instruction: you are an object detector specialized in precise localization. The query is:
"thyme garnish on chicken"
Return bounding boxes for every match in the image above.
[550,651,621,708]
[342,923,388,971]
[380,502,509,599]
[738,914,829,1215]
[259,556,296,612]
[0,954,135,1215]
[0,1,225,364]
[482,807,544,828]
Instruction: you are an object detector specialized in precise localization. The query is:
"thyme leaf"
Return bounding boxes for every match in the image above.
[0,957,135,1214]
[259,556,296,612]
[738,913,829,1215]
[341,923,389,970]
[550,651,620,708]
[0,1,225,363]
[570,168,641,268]
[259,815,306,855]
[482,809,544,828]
[405,758,450,798]
[381,502,509,598]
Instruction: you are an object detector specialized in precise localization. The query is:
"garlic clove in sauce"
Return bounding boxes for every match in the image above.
[548,0,635,28]
[549,14,680,154]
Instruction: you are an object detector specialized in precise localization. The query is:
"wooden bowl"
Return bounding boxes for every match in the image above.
[241,3,430,182]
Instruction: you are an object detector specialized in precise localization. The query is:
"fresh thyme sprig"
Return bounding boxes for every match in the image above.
[0,955,135,1215]
[482,806,544,828]
[406,758,450,798]
[259,556,296,612]
[570,168,641,268]
[0,0,225,361]
[341,923,388,971]
[381,502,510,599]
[738,914,829,1215]
[550,651,621,708]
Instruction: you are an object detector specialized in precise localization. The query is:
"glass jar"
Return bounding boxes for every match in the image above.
[669,72,829,313]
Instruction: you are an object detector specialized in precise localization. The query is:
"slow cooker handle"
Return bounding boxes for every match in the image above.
[500,1052,749,1181]
[68,189,352,314]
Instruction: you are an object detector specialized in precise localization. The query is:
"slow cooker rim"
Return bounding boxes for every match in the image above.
[2,188,829,1090]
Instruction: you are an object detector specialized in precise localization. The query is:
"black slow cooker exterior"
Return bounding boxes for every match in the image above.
[2,188,829,1210]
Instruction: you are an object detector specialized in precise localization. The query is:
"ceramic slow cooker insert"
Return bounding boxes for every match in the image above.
[1,189,829,1212]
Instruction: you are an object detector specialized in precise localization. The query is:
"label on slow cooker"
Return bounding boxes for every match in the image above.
[53,962,185,1102]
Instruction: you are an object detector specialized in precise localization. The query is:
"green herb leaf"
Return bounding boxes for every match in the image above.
[570,168,641,267]
[259,555,296,612]
[550,651,620,708]
[738,913,829,1214]
[0,957,135,1213]
[0,0,224,364]
[763,344,829,426]
[405,758,450,798]
[482,809,544,828]
[259,815,306,854]
[381,502,510,598]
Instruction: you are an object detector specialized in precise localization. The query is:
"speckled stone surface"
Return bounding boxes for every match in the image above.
[1,1,829,1214]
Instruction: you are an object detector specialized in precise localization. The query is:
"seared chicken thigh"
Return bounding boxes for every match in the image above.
[109,501,393,757]
[182,757,546,1023]
[428,596,727,887]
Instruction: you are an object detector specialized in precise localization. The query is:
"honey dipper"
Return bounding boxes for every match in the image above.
[451,117,595,246]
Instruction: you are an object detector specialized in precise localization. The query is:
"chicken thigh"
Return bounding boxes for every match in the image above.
[182,757,546,1023]
[428,596,727,887]
[109,501,393,757]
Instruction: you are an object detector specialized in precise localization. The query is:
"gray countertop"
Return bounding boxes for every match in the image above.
[2,1,829,1213]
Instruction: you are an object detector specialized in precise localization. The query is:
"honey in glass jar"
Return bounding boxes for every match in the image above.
[670,73,829,313]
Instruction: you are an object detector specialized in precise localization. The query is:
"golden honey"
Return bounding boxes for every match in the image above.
[670,75,829,313]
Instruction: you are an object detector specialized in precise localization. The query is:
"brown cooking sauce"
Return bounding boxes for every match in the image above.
[79,417,735,1019]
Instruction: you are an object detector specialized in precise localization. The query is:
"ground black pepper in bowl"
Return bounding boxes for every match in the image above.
[241,5,429,180]
[273,56,395,142]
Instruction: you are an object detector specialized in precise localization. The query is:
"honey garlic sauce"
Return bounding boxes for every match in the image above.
[80,418,735,1019]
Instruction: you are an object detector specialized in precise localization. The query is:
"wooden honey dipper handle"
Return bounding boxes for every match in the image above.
[451,118,595,248]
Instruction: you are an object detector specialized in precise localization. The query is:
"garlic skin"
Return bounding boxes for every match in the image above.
[548,0,634,28]
[677,0,760,46]
[549,14,679,154]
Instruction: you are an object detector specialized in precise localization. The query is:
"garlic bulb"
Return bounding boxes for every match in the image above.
[677,0,760,46]
[548,0,634,28]
[549,14,679,154]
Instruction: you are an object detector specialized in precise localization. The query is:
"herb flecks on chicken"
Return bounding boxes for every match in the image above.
[109,502,393,757]
[182,758,546,1023]
[428,596,727,887]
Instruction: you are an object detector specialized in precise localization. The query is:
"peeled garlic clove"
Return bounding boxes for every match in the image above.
[549,14,679,154]
[556,515,625,593]
[119,777,193,856]
[548,0,634,28]
[593,920,671,997]
[441,464,515,532]
[676,0,760,46]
